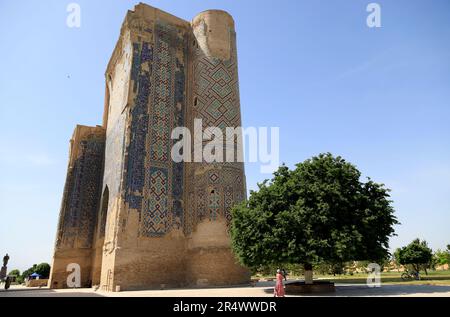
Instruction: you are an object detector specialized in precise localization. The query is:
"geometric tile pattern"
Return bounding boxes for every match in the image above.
[209,171,220,184]
[56,133,105,250]
[186,29,246,234]
[187,165,246,234]
[193,58,240,132]
[208,188,220,221]
[150,35,171,163]
[122,20,244,237]
[197,190,206,222]
[124,21,187,237]
[125,40,152,211]
[143,167,169,236]
[224,185,234,228]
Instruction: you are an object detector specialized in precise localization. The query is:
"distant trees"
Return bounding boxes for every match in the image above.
[8,269,20,277]
[21,263,51,280]
[434,245,450,266]
[5,263,52,285]
[397,239,433,274]
[231,153,398,284]
[392,248,402,271]
[7,269,23,284]
[21,264,38,280]
[35,263,51,278]
[250,261,378,278]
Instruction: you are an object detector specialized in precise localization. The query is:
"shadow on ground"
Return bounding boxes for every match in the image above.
[2,282,450,297]
[262,282,450,297]
[0,287,104,297]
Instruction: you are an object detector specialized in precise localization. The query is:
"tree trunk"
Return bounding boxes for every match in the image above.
[304,263,313,285]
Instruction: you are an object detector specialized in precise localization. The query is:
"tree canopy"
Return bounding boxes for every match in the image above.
[8,269,20,277]
[397,239,433,272]
[231,153,399,271]
[434,249,450,266]
[35,263,51,278]
[21,262,51,279]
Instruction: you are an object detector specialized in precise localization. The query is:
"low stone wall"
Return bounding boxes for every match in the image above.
[436,264,449,271]
[26,279,49,287]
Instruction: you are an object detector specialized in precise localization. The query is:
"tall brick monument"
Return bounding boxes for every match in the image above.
[49,3,249,291]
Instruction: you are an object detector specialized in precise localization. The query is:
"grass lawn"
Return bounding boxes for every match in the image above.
[321,270,450,286]
[255,270,450,286]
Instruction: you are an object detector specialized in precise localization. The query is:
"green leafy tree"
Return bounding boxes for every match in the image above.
[392,248,408,272]
[378,257,391,271]
[21,263,51,280]
[330,262,345,276]
[397,239,433,274]
[21,264,37,280]
[434,249,450,266]
[313,263,332,275]
[231,153,399,284]
[8,269,23,284]
[8,269,20,277]
[35,263,51,278]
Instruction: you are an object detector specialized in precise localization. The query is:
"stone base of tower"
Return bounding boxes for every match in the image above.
[90,239,104,286]
[49,249,93,289]
[186,219,251,287]
[100,232,188,291]
[97,220,249,291]
[186,247,250,287]
[100,250,249,291]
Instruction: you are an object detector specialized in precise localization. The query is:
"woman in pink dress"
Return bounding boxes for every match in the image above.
[274,269,285,297]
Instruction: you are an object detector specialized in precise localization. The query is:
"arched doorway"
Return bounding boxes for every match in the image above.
[91,186,109,286]
[98,186,109,238]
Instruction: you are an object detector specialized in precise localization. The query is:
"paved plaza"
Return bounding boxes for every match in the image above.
[1,282,450,297]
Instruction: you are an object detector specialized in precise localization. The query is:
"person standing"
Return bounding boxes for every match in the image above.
[274,269,286,297]
[2,254,9,267]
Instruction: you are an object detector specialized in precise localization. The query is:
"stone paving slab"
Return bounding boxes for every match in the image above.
[1,283,450,297]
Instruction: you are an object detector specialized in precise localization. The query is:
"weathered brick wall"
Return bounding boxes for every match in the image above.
[26,279,49,288]
[99,23,132,289]
[99,4,192,291]
[49,125,105,289]
[100,5,249,291]
[186,9,249,286]
[52,4,249,291]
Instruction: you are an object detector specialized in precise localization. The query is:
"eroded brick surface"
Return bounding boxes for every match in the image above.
[50,4,249,291]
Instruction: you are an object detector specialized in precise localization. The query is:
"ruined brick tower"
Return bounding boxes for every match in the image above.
[49,3,249,291]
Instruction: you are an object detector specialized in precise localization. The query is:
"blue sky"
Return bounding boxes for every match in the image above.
[0,0,449,272]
